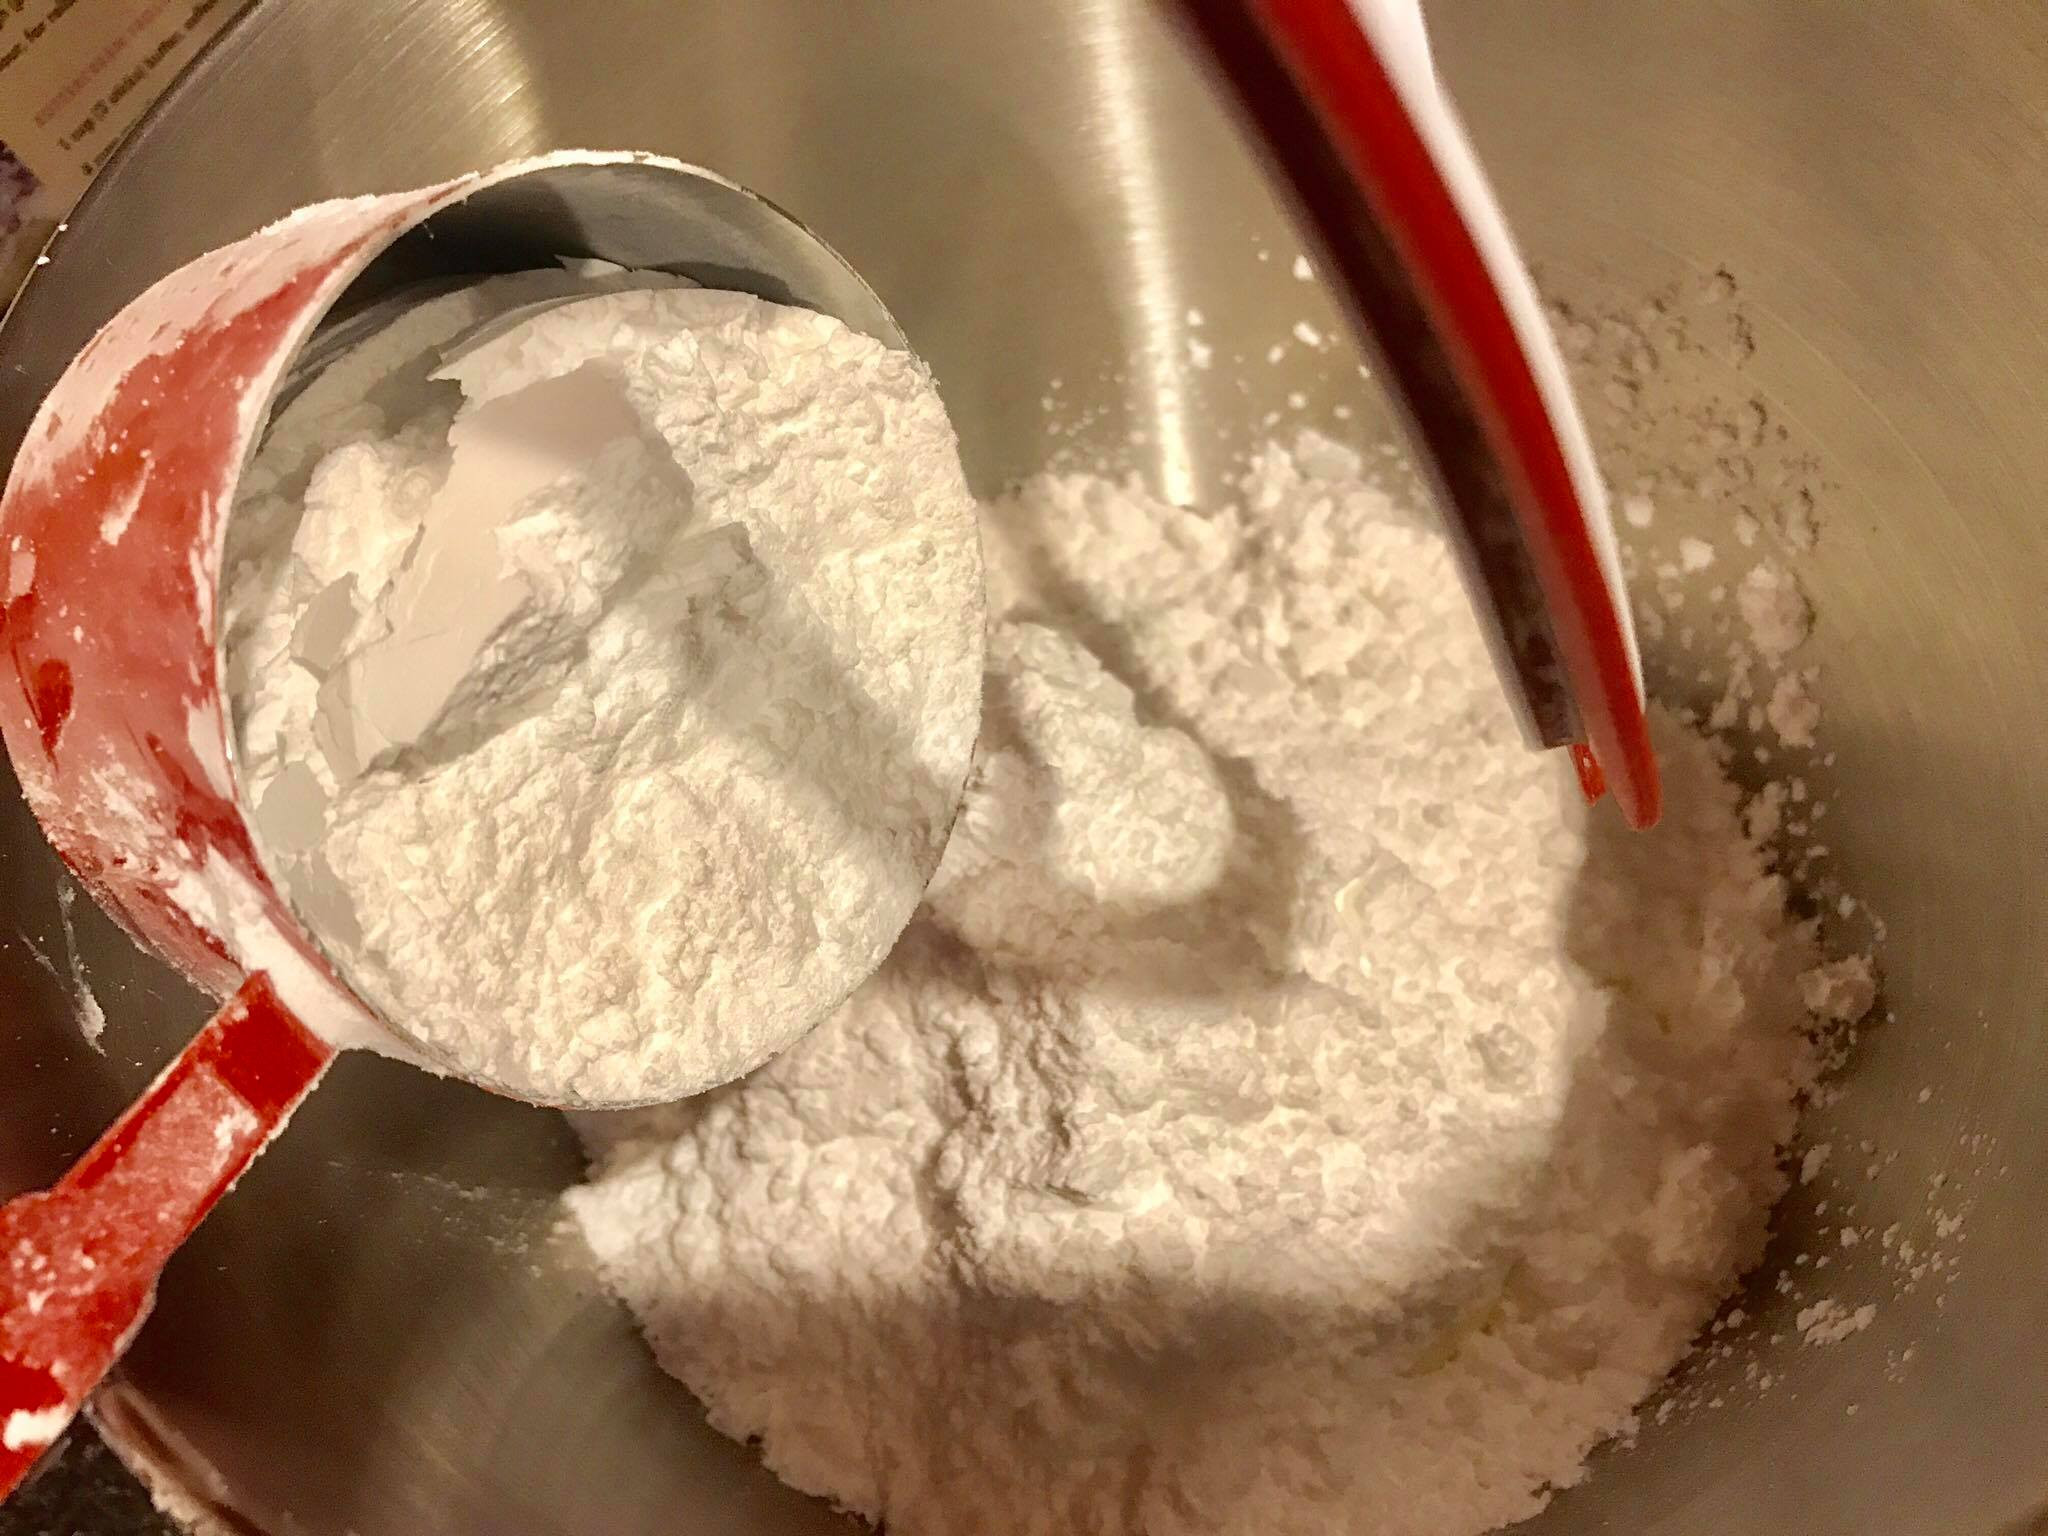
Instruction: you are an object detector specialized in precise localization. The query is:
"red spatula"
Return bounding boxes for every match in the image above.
[1171,0,1660,827]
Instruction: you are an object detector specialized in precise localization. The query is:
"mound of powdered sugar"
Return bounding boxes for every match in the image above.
[568,435,1852,1536]
[226,281,984,1105]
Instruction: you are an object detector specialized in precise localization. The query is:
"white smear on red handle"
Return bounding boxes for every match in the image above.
[3,1404,69,1451]
[99,473,146,546]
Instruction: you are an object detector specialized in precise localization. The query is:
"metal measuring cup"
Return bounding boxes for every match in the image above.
[0,1,1667,1478]
[0,151,915,1494]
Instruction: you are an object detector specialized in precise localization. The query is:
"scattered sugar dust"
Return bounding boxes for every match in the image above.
[1552,263,1983,1430]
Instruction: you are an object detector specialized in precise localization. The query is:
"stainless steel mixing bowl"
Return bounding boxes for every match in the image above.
[1,2,2043,1533]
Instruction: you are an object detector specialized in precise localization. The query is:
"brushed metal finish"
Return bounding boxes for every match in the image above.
[1,2,2044,1533]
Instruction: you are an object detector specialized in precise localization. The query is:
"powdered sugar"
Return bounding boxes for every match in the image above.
[2,1405,68,1453]
[1737,562,1813,664]
[1767,670,1822,748]
[568,435,1849,1536]
[1796,1297,1878,1347]
[226,281,984,1105]
[1800,955,1879,1024]
[1550,270,1834,766]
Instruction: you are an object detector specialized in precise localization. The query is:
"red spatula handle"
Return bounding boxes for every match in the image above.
[0,973,333,1499]
[1167,0,1660,829]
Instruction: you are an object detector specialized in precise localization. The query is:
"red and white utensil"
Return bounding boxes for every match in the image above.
[0,979,328,1493]
[0,173,442,1497]
[0,150,902,1499]
[1173,0,1661,828]
[0,14,1662,1487]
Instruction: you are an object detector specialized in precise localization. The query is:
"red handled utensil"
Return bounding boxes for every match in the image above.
[0,176,433,1495]
[0,979,331,1494]
[0,149,909,1499]
[0,29,1663,1486]
[1172,0,1660,828]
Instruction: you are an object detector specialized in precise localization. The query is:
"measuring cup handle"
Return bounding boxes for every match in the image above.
[0,974,333,1500]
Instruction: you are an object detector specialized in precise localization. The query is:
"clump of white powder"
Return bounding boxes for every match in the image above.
[225,278,984,1105]
[1796,1297,1878,1347]
[568,435,1851,1536]
[1737,562,1812,664]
